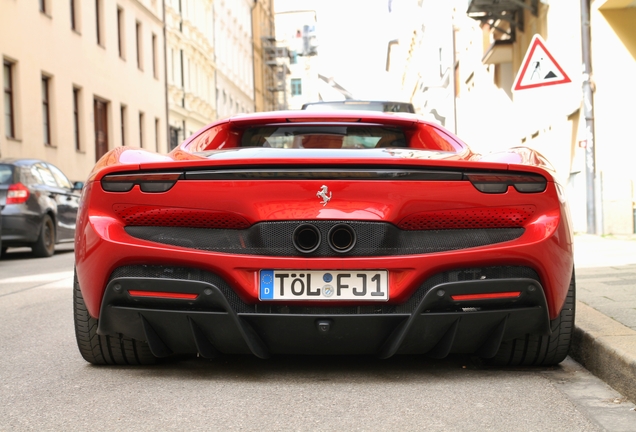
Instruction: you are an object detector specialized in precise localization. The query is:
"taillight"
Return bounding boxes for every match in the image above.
[101,172,182,193]
[6,183,30,204]
[465,172,547,193]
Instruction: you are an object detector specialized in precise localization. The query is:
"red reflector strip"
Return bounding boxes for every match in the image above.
[451,291,521,301]
[128,290,198,300]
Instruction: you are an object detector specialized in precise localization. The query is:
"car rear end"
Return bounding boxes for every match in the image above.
[74,113,574,364]
[0,162,42,247]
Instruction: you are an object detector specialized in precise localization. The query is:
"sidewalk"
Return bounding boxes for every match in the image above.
[570,234,636,403]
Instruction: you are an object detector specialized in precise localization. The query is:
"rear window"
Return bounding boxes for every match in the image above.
[240,126,407,149]
[0,165,13,185]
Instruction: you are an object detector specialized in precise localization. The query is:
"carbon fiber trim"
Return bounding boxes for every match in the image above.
[124,221,524,257]
[109,265,540,315]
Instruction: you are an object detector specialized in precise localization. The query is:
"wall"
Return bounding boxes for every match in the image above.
[0,0,167,181]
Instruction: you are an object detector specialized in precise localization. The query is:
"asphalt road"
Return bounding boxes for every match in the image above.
[1,246,635,431]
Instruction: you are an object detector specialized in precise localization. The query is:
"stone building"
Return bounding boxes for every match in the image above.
[165,0,216,149]
[388,0,636,234]
[214,0,255,120]
[252,0,277,112]
[1,0,167,181]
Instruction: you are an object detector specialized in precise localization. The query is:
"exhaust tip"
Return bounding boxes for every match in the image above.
[292,224,321,253]
[328,224,356,253]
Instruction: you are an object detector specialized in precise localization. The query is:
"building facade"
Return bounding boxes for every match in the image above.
[252,0,277,112]
[1,0,167,182]
[274,1,320,110]
[390,0,636,234]
[165,0,216,149]
[587,0,636,234]
[214,0,255,119]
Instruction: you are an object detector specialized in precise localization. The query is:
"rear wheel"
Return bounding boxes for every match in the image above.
[31,214,55,257]
[488,270,575,366]
[73,269,156,365]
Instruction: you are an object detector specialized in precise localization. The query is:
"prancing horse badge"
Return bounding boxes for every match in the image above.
[316,185,332,206]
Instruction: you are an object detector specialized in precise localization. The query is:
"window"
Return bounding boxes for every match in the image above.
[290,51,298,65]
[48,164,73,189]
[42,76,51,145]
[291,78,302,96]
[3,61,15,139]
[70,0,77,30]
[94,99,109,161]
[33,163,58,187]
[240,126,411,149]
[96,0,104,46]
[151,33,158,78]
[154,118,159,150]
[136,21,143,70]
[117,7,125,59]
[39,0,48,14]
[139,111,144,147]
[73,87,80,150]
[120,105,126,146]
[169,126,180,150]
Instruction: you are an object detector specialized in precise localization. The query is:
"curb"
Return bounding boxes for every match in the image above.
[569,301,636,403]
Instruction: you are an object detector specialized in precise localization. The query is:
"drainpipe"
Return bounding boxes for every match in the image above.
[581,0,600,234]
[451,22,458,135]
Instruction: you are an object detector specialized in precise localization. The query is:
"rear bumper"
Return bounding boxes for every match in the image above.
[1,208,40,244]
[97,266,551,359]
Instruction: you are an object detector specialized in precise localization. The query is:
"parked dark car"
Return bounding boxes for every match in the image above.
[0,158,82,257]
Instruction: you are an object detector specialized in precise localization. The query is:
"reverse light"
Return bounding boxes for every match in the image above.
[465,173,547,194]
[6,183,30,204]
[101,172,182,193]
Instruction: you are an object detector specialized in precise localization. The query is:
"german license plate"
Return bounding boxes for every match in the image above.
[259,270,388,301]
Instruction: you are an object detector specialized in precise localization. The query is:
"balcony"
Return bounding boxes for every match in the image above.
[467,0,538,35]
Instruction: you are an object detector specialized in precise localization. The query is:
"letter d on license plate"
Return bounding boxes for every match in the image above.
[259,270,388,301]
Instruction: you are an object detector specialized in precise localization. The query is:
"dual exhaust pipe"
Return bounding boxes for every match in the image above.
[293,224,356,254]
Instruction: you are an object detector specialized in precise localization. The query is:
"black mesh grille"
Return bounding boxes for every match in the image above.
[125,221,524,257]
[109,265,540,315]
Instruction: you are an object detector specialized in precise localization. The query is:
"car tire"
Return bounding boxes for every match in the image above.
[73,269,156,365]
[488,270,575,366]
[31,214,55,258]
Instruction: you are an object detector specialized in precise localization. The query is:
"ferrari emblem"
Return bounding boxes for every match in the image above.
[316,185,332,206]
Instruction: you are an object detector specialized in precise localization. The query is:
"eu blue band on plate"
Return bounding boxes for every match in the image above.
[260,270,274,299]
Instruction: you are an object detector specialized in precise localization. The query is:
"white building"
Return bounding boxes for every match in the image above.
[274,2,320,109]
[214,0,255,119]
[0,0,167,181]
[165,0,216,148]
[385,0,456,128]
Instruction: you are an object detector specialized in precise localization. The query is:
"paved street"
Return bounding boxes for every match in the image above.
[1,243,636,431]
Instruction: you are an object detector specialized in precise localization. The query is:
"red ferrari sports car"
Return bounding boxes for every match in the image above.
[73,110,575,366]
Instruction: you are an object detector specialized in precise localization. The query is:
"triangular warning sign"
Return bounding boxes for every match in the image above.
[513,34,571,91]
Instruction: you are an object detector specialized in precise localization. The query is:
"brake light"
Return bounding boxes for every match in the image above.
[286,117,361,123]
[6,183,30,204]
[465,173,547,193]
[101,172,182,192]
